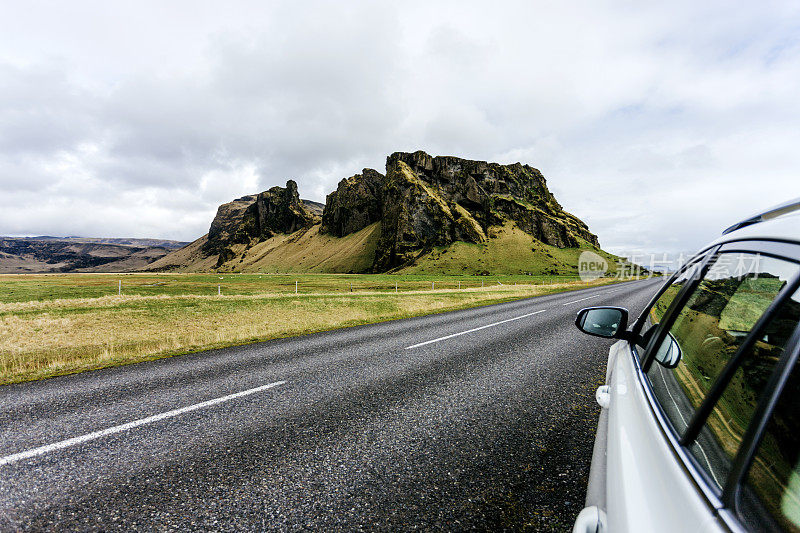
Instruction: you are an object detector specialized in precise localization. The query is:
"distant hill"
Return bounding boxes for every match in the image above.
[7,236,189,249]
[148,150,624,276]
[0,237,188,274]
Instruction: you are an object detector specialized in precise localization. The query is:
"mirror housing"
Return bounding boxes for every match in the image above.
[575,306,630,339]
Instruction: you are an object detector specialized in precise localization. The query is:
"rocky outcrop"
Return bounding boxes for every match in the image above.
[245,180,318,238]
[191,150,599,272]
[387,151,598,245]
[321,169,385,237]
[373,160,487,270]
[203,180,319,266]
[488,196,595,249]
[320,150,599,270]
[204,195,258,256]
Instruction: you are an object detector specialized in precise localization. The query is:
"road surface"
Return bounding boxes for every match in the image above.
[0,278,662,531]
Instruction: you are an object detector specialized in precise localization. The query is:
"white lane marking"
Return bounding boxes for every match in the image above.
[562,294,600,306]
[0,380,286,467]
[405,310,546,349]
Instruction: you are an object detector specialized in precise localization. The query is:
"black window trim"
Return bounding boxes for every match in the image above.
[725,325,800,517]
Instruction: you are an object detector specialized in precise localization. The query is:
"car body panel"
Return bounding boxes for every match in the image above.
[604,340,725,533]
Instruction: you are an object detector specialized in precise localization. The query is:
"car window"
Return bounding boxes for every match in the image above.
[739,356,800,532]
[646,253,799,443]
[634,259,704,359]
[690,285,800,489]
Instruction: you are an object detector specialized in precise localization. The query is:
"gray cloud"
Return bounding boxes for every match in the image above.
[0,0,799,254]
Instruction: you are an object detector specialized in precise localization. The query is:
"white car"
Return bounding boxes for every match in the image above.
[573,199,800,533]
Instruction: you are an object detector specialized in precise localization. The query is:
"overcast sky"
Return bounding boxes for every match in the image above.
[1,1,798,255]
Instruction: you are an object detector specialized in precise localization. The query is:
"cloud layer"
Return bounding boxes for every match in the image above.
[1,1,798,253]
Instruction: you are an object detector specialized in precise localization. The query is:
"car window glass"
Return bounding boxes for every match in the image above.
[646,254,798,442]
[634,260,703,358]
[740,356,800,532]
[691,286,800,489]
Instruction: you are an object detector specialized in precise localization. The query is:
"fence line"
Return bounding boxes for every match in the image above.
[107,276,537,299]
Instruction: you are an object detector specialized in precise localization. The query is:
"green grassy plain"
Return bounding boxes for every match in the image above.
[0,271,596,303]
[0,272,627,385]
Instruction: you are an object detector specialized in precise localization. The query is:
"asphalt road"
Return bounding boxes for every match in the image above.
[0,278,662,531]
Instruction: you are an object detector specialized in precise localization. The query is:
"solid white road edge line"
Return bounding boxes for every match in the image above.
[562,294,601,306]
[405,310,546,349]
[0,380,287,467]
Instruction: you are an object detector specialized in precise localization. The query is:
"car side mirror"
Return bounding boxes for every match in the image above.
[575,306,629,339]
[653,332,682,368]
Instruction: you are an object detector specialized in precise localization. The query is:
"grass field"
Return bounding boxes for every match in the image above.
[0,272,628,385]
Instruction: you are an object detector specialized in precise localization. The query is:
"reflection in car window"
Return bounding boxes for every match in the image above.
[646,254,799,488]
[635,260,703,359]
[691,286,800,489]
[741,357,800,532]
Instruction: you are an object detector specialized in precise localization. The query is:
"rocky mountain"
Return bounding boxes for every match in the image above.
[322,151,599,271]
[0,237,188,273]
[201,181,321,267]
[148,151,608,275]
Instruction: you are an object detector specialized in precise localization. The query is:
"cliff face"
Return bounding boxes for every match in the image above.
[202,180,319,266]
[203,195,258,255]
[373,159,487,270]
[321,151,599,271]
[320,169,385,237]
[161,150,600,273]
[390,151,598,247]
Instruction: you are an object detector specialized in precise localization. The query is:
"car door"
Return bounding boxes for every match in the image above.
[605,245,800,532]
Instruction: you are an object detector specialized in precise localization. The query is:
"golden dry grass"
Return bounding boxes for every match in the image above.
[0,278,617,385]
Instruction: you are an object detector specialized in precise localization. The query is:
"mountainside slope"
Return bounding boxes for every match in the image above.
[149,151,613,275]
[400,222,619,276]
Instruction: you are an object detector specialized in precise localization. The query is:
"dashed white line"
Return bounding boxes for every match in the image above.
[0,380,286,467]
[405,310,546,349]
[562,294,601,306]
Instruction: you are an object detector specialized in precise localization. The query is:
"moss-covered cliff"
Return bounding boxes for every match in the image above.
[202,180,319,267]
[322,151,599,271]
[149,150,604,274]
